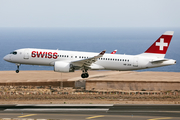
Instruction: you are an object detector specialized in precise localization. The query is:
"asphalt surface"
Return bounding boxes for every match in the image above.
[0,104,180,120]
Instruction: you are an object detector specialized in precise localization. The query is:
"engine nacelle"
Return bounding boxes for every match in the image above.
[54,61,74,73]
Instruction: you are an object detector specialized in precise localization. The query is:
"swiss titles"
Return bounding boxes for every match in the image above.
[31,51,58,59]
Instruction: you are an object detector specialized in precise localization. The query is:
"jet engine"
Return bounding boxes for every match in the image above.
[54,61,74,72]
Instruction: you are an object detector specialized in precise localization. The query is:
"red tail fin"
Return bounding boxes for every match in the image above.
[145,31,174,54]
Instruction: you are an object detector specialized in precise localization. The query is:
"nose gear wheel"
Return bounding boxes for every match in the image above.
[16,64,20,73]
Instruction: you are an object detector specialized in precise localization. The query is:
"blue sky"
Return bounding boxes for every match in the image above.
[0,0,180,28]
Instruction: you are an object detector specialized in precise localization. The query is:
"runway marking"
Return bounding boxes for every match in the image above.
[86,115,104,119]
[18,114,36,118]
[5,108,109,111]
[148,117,172,120]
[16,104,113,106]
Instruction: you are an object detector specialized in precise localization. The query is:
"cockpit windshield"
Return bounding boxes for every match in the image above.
[10,51,17,55]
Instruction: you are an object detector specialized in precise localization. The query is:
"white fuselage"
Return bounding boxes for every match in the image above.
[3,48,176,71]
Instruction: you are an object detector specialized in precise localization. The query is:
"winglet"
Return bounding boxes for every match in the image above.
[99,50,106,55]
[111,50,117,54]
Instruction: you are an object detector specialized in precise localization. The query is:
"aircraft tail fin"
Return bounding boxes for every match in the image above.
[140,31,174,58]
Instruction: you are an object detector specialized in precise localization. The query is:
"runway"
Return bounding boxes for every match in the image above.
[0,104,180,120]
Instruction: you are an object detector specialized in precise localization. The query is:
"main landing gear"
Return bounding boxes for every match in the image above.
[81,72,89,78]
[16,64,20,73]
[81,69,89,78]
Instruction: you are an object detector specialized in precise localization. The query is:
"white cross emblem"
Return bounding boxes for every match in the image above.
[155,38,168,51]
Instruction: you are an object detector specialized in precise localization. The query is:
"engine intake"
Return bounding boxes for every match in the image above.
[54,61,74,72]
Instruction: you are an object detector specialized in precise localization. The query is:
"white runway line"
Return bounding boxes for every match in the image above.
[4,108,109,111]
[15,104,114,106]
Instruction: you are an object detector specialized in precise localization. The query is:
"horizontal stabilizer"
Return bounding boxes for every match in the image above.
[150,59,169,63]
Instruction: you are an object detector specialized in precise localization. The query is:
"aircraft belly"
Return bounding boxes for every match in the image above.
[18,57,54,66]
[97,61,130,71]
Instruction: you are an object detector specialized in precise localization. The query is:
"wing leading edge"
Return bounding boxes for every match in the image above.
[71,50,106,68]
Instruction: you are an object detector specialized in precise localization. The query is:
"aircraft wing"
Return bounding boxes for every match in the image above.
[71,50,106,68]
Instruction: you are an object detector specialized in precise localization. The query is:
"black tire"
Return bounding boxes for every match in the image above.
[16,70,19,73]
[85,73,89,78]
[81,73,85,78]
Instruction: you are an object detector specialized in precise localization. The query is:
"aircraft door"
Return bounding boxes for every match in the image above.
[24,49,29,59]
[133,57,138,67]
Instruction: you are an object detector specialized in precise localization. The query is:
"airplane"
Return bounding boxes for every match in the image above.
[111,50,117,54]
[3,31,176,78]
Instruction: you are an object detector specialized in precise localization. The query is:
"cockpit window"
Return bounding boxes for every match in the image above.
[10,51,17,55]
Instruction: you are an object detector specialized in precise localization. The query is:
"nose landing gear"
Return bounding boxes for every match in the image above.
[16,64,20,73]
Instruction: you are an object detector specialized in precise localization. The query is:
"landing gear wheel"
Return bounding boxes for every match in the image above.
[15,64,20,73]
[81,73,86,78]
[85,73,89,78]
[81,73,89,78]
[16,70,19,73]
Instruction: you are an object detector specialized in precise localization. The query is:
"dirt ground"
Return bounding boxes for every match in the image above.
[0,100,179,104]
[0,70,180,104]
[1,70,180,82]
[0,93,180,104]
[0,98,180,104]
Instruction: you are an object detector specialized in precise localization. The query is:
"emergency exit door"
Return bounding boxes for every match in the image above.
[24,49,29,59]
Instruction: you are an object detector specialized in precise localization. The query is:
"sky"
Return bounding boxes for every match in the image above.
[0,0,180,28]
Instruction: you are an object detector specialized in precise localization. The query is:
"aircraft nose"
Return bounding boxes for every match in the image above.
[3,55,10,61]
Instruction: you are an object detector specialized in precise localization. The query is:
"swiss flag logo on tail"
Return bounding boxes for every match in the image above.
[145,31,174,54]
